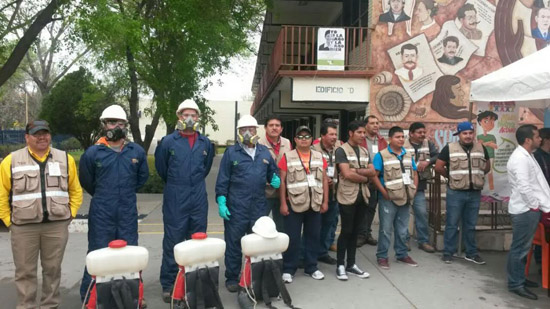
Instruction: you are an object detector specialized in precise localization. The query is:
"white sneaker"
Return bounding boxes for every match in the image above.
[346,264,370,279]
[282,273,293,283]
[308,270,325,280]
[336,265,348,281]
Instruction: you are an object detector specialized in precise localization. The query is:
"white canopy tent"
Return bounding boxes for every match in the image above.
[470,46,550,116]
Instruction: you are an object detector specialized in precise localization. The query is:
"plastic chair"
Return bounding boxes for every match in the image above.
[525,223,549,290]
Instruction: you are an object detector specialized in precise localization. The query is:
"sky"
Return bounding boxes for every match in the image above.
[203,36,261,102]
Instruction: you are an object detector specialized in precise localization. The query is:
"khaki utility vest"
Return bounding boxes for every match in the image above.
[380,148,416,206]
[404,139,433,181]
[10,147,70,225]
[448,142,486,190]
[259,136,292,198]
[284,150,324,212]
[336,143,370,205]
[312,140,342,199]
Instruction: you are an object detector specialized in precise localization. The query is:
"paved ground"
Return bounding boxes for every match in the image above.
[0,156,549,308]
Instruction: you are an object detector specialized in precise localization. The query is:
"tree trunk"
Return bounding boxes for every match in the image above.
[125,45,144,146]
[0,0,67,87]
[143,107,161,153]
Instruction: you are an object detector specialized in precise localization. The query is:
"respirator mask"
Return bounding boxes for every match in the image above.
[105,126,127,141]
[176,116,200,131]
[237,129,259,145]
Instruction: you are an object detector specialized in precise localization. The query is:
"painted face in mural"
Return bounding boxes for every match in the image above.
[390,0,404,14]
[416,2,430,24]
[443,41,458,59]
[401,48,418,70]
[449,83,465,107]
[479,116,496,133]
[535,8,550,32]
[461,9,479,31]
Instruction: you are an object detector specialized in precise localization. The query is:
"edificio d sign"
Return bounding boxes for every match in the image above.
[291,77,369,102]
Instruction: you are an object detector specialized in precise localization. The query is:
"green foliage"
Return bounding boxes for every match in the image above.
[138,155,164,193]
[75,0,265,137]
[0,143,25,158]
[40,67,113,149]
[57,137,82,151]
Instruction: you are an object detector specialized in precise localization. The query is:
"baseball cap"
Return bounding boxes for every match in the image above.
[26,120,51,135]
[453,121,474,136]
[295,125,312,136]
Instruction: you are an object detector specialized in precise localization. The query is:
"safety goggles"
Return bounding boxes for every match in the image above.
[104,119,128,126]
[296,135,312,140]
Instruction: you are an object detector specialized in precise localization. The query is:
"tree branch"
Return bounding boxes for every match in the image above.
[51,46,91,85]
[0,0,69,87]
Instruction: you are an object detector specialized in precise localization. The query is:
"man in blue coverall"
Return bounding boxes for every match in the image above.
[215,115,280,293]
[155,99,215,302]
[79,105,149,301]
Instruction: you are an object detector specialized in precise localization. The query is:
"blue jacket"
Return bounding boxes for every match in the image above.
[215,143,278,220]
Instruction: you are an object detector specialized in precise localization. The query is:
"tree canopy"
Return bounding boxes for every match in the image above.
[40,67,112,148]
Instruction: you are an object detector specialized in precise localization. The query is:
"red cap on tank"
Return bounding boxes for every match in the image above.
[109,240,127,248]
[191,232,207,240]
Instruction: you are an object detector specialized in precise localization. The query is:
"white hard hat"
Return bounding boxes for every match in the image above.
[252,216,278,238]
[237,115,259,129]
[100,105,127,121]
[176,99,200,115]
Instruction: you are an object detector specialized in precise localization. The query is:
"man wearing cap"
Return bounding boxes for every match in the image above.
[155,99,215,301]
[403,122,438,253]
[279,126,329,282]
[215,115,279,293]
[435,121,490,265]
[79,105,149,301]
[0,120,83,308]
[258,116,292,232]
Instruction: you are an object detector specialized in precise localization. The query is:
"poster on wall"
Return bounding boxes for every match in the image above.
[430,21,478,75]
[453,0,496,57]
[475,101,518,202]
[317,28,345,71]
[388,34,443,102]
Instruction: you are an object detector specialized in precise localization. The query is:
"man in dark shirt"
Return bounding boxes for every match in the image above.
[405,122,439,253]
[534,128,550,185]
[435,122,490,265]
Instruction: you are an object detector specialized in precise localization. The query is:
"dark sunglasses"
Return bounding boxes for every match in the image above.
[296,135,312,140]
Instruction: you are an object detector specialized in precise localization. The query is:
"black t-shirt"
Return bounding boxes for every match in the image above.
[335,146,361,165]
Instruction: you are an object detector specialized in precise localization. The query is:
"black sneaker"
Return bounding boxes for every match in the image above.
[365,234,378,246]
[442,255,452,264]
[225,282,240,293]
[318,254,337,265]
[162,290,172,303]
[465,255,486,265]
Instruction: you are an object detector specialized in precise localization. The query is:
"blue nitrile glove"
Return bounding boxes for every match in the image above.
[217,195,231,221]
[270,174,281,189]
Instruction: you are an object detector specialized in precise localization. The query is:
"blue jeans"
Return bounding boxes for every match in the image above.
[507,210,541,290]
[319,200,339,257]
[443,189,481,257]
[376,196,410,260]
[266,198,285,233]
[283,208,321,275]
[406,190,429,245]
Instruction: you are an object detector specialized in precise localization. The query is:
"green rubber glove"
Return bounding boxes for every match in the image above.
[270,174,281,189]
[217,195,231,221]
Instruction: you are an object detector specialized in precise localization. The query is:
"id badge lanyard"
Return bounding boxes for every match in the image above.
[322,143,335,178]
[391,152,411,186]
[296,151,316,187]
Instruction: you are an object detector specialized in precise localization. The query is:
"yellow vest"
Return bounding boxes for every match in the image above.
[284,150,324,212]
[404,138,433,180]
[336,143,370,205]
[259,136,292,198]
[448,142,486,190]
[380,148,416,206]
[10,147,70,225]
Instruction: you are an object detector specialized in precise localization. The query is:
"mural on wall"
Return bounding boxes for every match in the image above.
[370,0,546,127]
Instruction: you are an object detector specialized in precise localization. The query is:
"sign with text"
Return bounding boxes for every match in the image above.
[317,28,345,70]
[291,77,369,102]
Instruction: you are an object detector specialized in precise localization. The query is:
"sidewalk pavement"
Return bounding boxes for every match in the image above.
[0,156,548,308]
